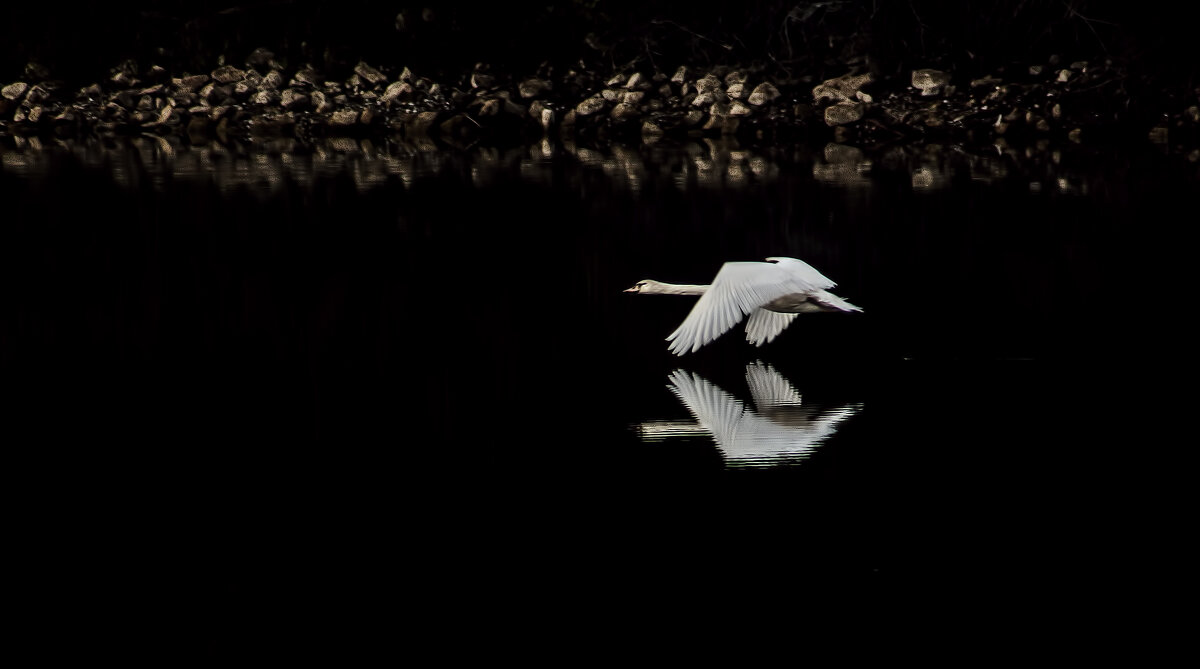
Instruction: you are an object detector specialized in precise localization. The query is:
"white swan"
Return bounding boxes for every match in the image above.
[624,257,862,355]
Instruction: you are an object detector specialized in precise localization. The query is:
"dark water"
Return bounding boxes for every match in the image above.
[2,136,1191,657]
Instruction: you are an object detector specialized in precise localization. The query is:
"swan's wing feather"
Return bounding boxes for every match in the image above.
[744,309,799,346]
[666,262,808,355]
[764,257,837,290]
[808,289,863,312]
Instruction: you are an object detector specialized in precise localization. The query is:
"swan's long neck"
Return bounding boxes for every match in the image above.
[655,283,709,296]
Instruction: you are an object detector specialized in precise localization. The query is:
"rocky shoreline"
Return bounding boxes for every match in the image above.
[3,48,1198,153]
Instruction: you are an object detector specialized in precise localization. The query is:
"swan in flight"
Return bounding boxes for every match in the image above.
[624,257,862,355]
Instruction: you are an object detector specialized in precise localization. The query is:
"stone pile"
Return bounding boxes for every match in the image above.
[2,49,1196,149]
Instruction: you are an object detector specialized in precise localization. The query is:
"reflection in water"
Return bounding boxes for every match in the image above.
[0,132,1137,197]
[637,362,860,468]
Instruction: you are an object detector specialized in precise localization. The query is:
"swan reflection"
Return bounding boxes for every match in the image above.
[637,362,861,468]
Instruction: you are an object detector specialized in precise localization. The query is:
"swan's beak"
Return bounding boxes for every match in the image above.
[623,286,639,293]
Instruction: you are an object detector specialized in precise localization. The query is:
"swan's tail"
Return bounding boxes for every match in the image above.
[812,290,862,313]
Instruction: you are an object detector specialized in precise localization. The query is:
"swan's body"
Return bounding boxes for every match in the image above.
[625,257,861,355]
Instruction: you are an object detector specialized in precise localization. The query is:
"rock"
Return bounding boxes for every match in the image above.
[382,80,413,104]
[912,69,950,96]
[260,70,284,90]
[176,74,210,91]
[211,65,246,84]
[310,90,334,113]
[2,82,28,101]
[1056,69,1073,83]
[248,112,295,135]
[251,90,279,106]
[728,101,753,116]
[354,62,388,86]
[153,105,174,125]
[406,110,441,134]
[77,83,103,100]
[641,120,663,139]
[670,67,688,84]
[529,100,554,130]
[824,102,864,126]
[575,95,606,116]
[476,98,502,116]
[622,90,644,105]
[329,109,360,126]
[110,70,135,88]
[970,75,1002,88]
[814,73,872,103]
[280,89,310,110]
[518,78,551,99]
[470,71,495,89]
[747,82,780,106]
[25,85,51,104]
[234,80,257,98]
[558,109,577,130]
[624,72,647,90]
[610,103,639,121]
[290,67,323,88]
[695,74,722,94]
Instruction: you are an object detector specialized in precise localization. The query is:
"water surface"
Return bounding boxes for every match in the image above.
[2,134,1190,654]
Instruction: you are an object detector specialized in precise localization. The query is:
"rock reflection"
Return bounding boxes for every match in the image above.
[636,362,860,468]
[813,142,873,186]
[1,133,1168,196]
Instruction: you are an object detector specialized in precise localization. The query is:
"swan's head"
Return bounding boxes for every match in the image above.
[624,279,668,294]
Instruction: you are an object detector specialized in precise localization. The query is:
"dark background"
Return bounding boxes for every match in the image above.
[5,1,1197,86]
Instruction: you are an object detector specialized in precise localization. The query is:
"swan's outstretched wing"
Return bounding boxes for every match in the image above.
[666,262,816,355]
[744,309,798,347]
[765,257,837,290]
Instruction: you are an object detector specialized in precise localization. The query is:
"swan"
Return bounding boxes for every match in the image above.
[624,257,862,355]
